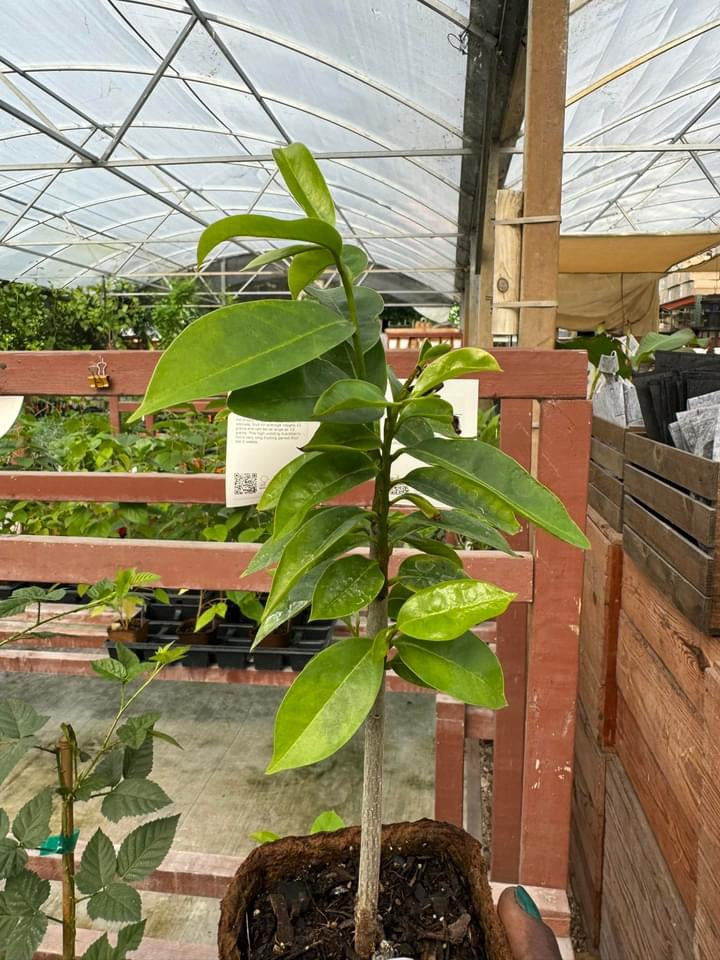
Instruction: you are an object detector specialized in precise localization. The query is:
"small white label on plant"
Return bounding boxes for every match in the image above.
[225,414,314,506]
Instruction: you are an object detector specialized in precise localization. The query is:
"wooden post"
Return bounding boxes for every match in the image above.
[493,190,523,341]
[434,695,466,826]
[519,398,591,888]
[695,668,720,959]
[462,265,481,348]
[491,398,533,881]
[107,396,121,434]
[465,147,500,348]
[518,0,569,349]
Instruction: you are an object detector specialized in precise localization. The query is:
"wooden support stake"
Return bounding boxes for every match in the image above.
[519,398,591,888]
[518,0,569,349]
[434,695,466,826]
[493,190,523,340]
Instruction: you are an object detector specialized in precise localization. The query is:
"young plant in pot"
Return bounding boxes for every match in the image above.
[177,589,227,643]
[131,144,590,960]
[80,568,168,645]
[226,589,292,648]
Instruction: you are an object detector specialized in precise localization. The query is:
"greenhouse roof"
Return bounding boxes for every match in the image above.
[0,0,717,301]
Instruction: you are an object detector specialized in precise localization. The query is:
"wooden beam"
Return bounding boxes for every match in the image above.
[0,536,534,598]
[518,0,569,348]
[466,147,499,348]
[434,695,466,825]
[493,190,523,339]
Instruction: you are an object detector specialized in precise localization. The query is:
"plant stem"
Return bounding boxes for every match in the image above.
[58,735,76,960]
[0,596,111,650]
[354,410,394,958]
[339,266,367,380]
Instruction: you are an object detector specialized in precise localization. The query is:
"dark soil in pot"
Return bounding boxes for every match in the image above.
[178,617,217,644]
[218,819,512,960]
[107,621,148,644]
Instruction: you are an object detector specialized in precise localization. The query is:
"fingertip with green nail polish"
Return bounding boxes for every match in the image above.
[515,885,542,920]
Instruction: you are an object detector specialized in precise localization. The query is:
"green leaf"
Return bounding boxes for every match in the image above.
[80,934,114,960]
[101,779,171,823]
[556,332,630,377]
[396,555,467,592]
[634,327,697,367]
[314,378,388,422]
[197,213,342,266]
[274,451,376,536]
[244,243,316,271]
[1,868,50,911]
[406,438,590,549]
[273,143,336,225]
[431,510,514,555]
[117,920,147,955]
[388,584,413,620]
[0,700,48,739]
[0,872,49,960]
[311,556,384,620]
[268,636,384,773]
[396,632,506,707]
[399,395,456,425]
[0,839,27,879]
[395,415,435,447]
[303,422,380,454]
[0,740,34,786]
[421,342,453,362]
[87,882,142,923]
[402,467,521,534]
[76,829,117,895]
[413,347,500,395]
[0,809,8,837]
[195,601,226,631]
[12,790,52,848]
[116,814,180,883]
[308,284,383,336]
[251,830,280,844]
[131,300,353,420]
[258,453,320,512]
[390,655,432,689]
[150,729,183,750]
[229,358,346,422]
[310,810,345,834]
[123,735,154,780]
[227,591,265,624]
[116,713,160,750]
[114,643,145,681]
[402,535,464,567]
[242,530,294,577]
[91,658,128,683]
[364,338,388,393]
[288,248,335,299]
[397,579,515,641]
[263,507,368,621]
[148,643,189,666]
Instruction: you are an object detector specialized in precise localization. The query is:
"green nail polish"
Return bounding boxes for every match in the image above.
[516,886,542,920]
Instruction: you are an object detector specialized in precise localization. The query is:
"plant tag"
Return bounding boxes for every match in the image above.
[225,414,315,507]
[0,396,22,438]
[39,829,80,855]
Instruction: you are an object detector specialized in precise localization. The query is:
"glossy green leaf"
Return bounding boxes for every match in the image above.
[244,244,315,271]
[364,338,388,392]
[394,415,434,447]
[274,451,376,536]
[289,248,336,299]
[309,285,383,354]
[267,636,384,773]
[12,790,52,848]
[263,507,368,620]
[197,213,342,266]
[273,143,336,225]
[251,830,280,844]
[396,555,467,592]
[0,839,27,879]
[432,510,514,555]
[310,810,345,834]
[407,438,590,549]
[228,358,346,422]
[388,583,412,620]
[242,531,293,577]
[76,829,117,895]
[0,700,48,739]
[635,327,696,368]
[397,579,515,641]
[101,779,171,823]
[403,467,520,534]
[390,655,432,689]
[258,452,319,512]
[314,378,388,422]
[116,814,180,882]
[402,535,464,567]
[413,347,500,395]
[311,556,384,619]
[132,300,353,419]
[87,882,141,923]
[303,421,380,454]
[421,342,453,362]
[396,632,506,708]
[399,396,455,425]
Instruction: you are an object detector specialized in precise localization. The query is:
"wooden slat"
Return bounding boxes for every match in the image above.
[621,553,708,705]
[695,668,720,960]
[434,695,466,826]
[589,461,623,507]
[625,463,716,546]
[519,398,591,889]
[625,432,720,501]
[0,348,590,401]
[615,692,698,915]
[623,525,714,634]
[591,416,628,451]
[616,612,702,833]
[587,485,622,532]
[0,536,534,598]
[624,496,714,596]
[590,438,624,479]
[599,757,694,960]
[492,397,532,882]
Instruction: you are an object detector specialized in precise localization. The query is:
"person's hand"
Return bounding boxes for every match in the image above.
[497,887,562,960]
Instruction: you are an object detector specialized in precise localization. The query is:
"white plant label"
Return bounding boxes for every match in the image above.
[225,414,315,507]
[0,396,23,440]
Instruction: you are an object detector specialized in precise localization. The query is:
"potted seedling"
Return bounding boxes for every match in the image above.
[131,144,589,960]
[85,568,168,645]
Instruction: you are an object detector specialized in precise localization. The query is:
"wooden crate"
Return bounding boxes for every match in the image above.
[696,668,720,959]
[588,417,631,532]
[622,431,720,633]
[599,757,694,960]
[578,507,623,747]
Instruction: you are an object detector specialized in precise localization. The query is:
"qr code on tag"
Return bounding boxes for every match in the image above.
[233,472,258,495]
[389,483,410,497]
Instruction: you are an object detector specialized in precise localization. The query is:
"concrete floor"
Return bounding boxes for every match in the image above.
[0,674,435,945]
